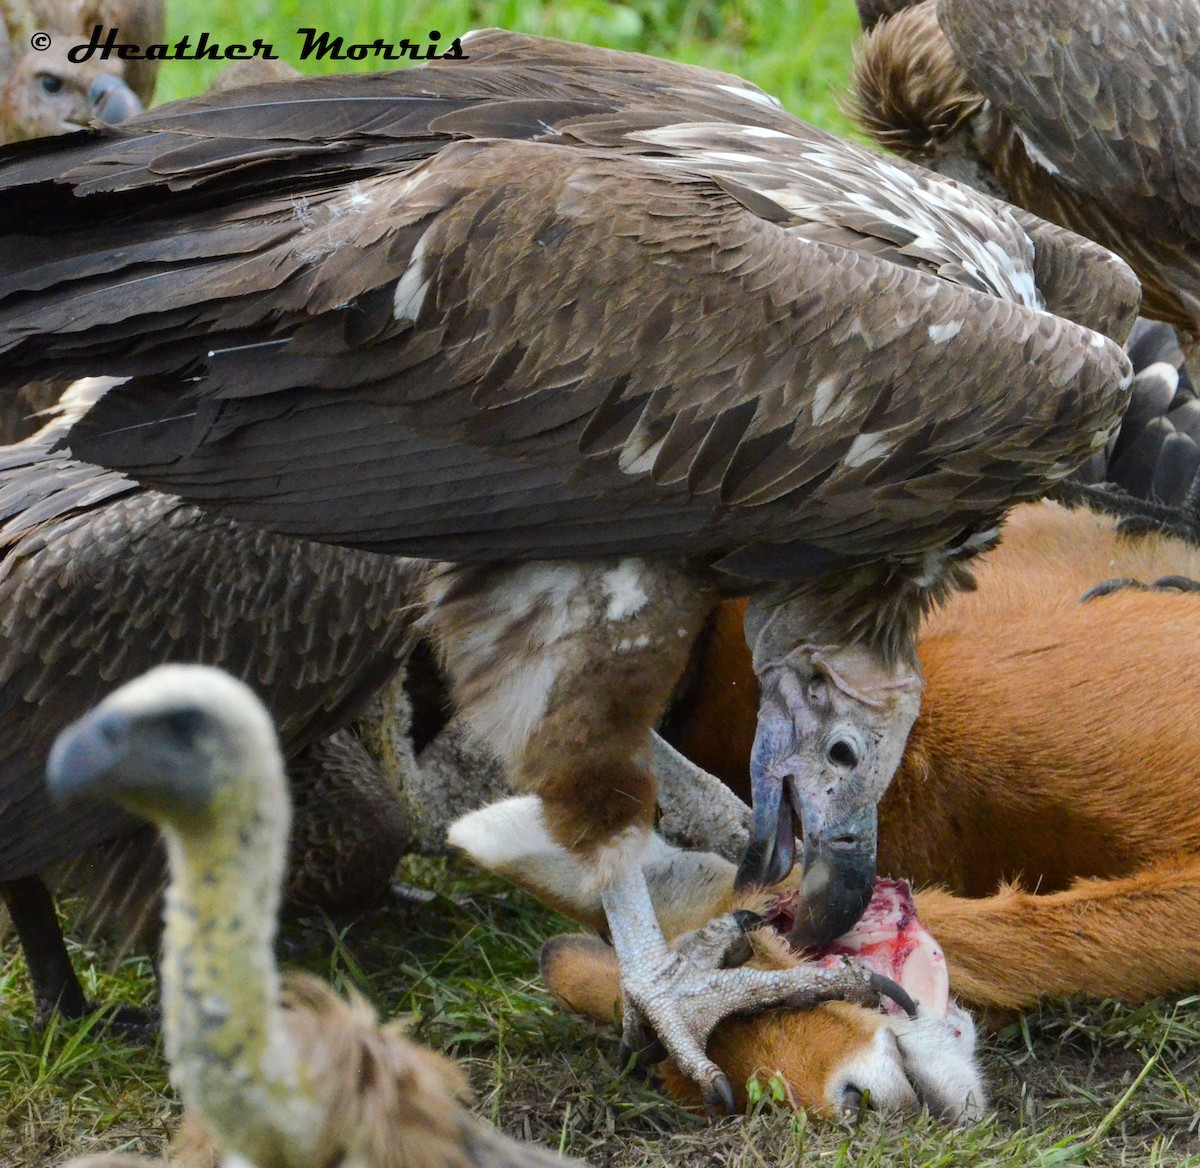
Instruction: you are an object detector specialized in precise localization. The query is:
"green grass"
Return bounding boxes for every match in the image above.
[6,3,1200,1165]
[5,858,1200,1166]
[154,0,862,133]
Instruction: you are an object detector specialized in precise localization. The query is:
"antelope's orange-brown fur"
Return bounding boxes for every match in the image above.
[520,500,1200,1115]
[675,500,1200,1010]
[539,928,900,1115]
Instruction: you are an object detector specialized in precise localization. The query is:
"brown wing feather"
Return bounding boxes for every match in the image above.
[54,138,1131,579]
[938,0,1200,236]
[0,33,1135,581]
[0,439,423,881]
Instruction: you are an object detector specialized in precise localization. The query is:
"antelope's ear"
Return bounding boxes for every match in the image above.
[540,934,623,1024]
[898,933,951,1018]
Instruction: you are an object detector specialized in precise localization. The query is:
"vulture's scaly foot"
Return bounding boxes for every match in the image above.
[86,1002,160,1044]
[602,865,899,1115]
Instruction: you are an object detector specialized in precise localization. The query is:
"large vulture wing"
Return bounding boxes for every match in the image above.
[0,34,1135,580]
[0,430,421,878]
[937,0,1200,239]
[42,140,1131,577]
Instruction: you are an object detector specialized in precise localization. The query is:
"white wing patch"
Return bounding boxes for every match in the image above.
[845,430,895,468]
[1014,127,1063,178]
[712,82,784,110]
[928,320,964,343]
[393,230,431,323]
[628,123,1043,309]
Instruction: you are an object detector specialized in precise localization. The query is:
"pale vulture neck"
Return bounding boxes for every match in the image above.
[159,768,321,1167]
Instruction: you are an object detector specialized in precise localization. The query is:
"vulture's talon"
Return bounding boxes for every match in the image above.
[1081,574,1200,602]
[615,937,887,1109]
[731,909,766,933]
[701,1073,737,1118]
[1115,516,1168,539]
[616,1025,666,1074]
[100,1003,161,1045]
[1080,576,1148,602]
[1153,574,1200,592]
[37,999,159,1044]
[868,972,918,1018]
[674,911,758,971]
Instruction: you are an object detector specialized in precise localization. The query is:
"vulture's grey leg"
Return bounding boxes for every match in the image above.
[649,733,750,863]
[1,876,91,1022]
[428,559,902,1107]
[600,862,897,1112]
[0,876,155,1036]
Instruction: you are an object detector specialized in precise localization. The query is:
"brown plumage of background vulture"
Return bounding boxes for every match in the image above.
[0,0,158,142]
[1071,319,1200,521]
[0,0,163,444]
[0,30,1138,1109]
[850,0,1200,364]
[0,392,424,1029]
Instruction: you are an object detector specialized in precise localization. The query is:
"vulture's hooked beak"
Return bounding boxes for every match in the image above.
[47,701,219,818]
[734,738,878,949]
[46,709,133,805]
[733,646,920,949]
[87,74,144,126]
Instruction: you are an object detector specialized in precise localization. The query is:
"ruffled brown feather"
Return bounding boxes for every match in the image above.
[850,2,983,159]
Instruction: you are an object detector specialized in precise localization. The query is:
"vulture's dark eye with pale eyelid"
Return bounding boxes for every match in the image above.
[827,738,860,768]
[159,708,207,742]
[37,74,64,95]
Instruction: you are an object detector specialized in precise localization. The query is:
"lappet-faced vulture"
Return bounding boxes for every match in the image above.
[850,0,1200,363]
[0,30,1138,1107]
[0,391,423,1027]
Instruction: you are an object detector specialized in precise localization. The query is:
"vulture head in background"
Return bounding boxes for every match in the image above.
[48,665,587,1168]
[0,31,1139,1110]
[0,0,162,142]
[850,0,1200,363]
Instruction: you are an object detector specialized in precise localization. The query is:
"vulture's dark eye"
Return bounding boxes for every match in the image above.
[827,738,859,768]
[159,708,206,741]
[38,73,64,95]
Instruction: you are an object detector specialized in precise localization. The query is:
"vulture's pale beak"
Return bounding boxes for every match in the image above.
[87,75,144,126]
[47,702,218,818]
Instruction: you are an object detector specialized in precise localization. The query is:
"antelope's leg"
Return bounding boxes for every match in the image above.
[916,858,1200,1011]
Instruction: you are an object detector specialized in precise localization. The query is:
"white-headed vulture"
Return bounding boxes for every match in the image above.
[851,0,1200,362]
[0,30,1139,1108]
[47,665,588,1168]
